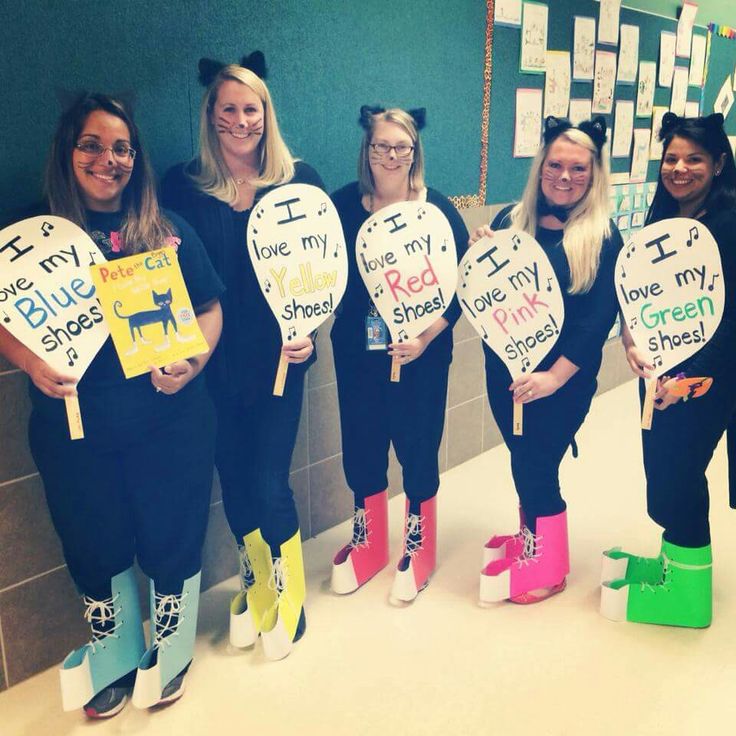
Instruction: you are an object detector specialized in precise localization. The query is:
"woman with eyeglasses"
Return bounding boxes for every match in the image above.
[329,106,468,602]
[0,93,223,717]
[161,53,324,660]
[469,116,621,605]
[602,113,736,628]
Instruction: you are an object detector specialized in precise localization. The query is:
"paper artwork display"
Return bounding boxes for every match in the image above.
[0,216,108,379]
[616,217,724,379]
[514,88,543,157]
[520,2,548,74]
[91,247,208,378]
[649,107,668,161]
[617,25,640,84]
[688,34,707,87]
[457,229,564,381]
[592,51,617,114]
[573,16,596,81]
[543,51,571,118]
[247,183,347,346]
[569,98,593,125]
[356,201,458,345]
[685,100,701,117]
[495,0,522,27]
[714,76,735,119]
[659,32,676,87]
[612,101,635,158]
[629,129,651,183]
[598,0,621,46]
[669,66,689,116]
[676,1,698,58]
[636,61,657,117]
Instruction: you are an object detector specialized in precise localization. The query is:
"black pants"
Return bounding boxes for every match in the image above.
[214,373,305,551]
[641,378,736,547]
[486,368,595,531]
[333,347,449,508]
[29,388,216,600]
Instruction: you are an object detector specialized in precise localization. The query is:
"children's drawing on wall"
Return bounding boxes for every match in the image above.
[543,51,571,118]
[689,34,707,86]
[636,61,656,117]
[495,0,522,27]
[514,88,543,157]
[612,101,635,158]
[598,0,621,46]
[659,31,676,87]
[569,98,593,125]
[649,106,668,160]
[520,1,548,74]
[592,50,616,114]
[676,0,699,58]
[670,66,689,116]
[617,24,640,84]
[629,129,651,183]
[573,16,595,81]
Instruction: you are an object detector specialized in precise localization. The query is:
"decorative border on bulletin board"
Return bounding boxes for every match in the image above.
[449,0,493,210]
[707,23,736,40]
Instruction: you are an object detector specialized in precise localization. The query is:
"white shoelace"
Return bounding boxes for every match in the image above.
[152,591,189,649]
[639,554,711,592]
[405,513,424,558]
[349,508,370,548]
[513,527,544,568]
[83,593,122,651]
[268,558,288,596]
[238,545,255,591]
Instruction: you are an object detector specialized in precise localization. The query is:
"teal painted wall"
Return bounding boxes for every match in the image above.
[0,1,486,223]
[624,0,733,26]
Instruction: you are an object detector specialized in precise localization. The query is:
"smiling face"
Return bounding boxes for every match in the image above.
[368,120,414,188]
[210,79,264,165]
[72,110,134,212]
[660,135,724,215]
[540,137,593,210]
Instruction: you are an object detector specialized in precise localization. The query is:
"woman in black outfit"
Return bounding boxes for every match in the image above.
[161,53,323,660]
[602,113,736,628]
[329,106,468,603]
[473,116,621,605]
[0,93,223,717]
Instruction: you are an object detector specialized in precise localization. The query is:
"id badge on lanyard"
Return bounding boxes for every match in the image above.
[365,302,388,351]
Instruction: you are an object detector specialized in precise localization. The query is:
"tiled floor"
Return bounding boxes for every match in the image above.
[2,379,734,735]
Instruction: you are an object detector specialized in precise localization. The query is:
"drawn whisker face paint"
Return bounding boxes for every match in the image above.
[215,115,264,138]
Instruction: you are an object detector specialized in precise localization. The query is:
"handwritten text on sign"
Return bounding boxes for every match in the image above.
[458,229,565,379]
[0,216,108,379]
[247,183,347,341]
[616,218,724,376]
[356,201,457,342]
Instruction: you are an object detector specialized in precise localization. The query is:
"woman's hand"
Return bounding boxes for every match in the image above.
[509,371,563,404]
[388,335,428,365]
[469,225,494,247]
[654,375,681,411]
[25,354,77,399]
[282,336,314,364]
[150,360,198,395]
[625,343,654,379]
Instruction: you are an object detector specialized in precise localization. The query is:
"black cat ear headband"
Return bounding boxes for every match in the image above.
[543,115,607,155]
[358,105,427,131]
[658,111,725,141]
[198,51,267,87]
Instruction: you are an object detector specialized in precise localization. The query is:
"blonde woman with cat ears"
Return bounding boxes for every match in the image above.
[162,52,325,661]
[0,93,223,718]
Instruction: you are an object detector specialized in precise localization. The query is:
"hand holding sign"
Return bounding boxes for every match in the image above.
[458,229,565,434]
[247,184,347,395]
[356,201,457,381]
[615,218,724,428]
[0,216,109,439]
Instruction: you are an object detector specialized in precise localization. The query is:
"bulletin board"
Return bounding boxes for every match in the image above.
[485,1,735,204]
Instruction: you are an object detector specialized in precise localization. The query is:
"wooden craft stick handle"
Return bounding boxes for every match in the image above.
[513,401,523,436]
[390,356,401,383]
[641,378,656,430]
[65,395,84,440]
[273,354,289,397]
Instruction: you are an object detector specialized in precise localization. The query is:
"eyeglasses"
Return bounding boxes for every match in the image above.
[369,143,414,158]
[75,140,137,162]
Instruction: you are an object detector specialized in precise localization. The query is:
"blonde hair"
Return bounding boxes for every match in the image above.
[358,108,425,195]
[189,65,295,204]
[510,128,611,294]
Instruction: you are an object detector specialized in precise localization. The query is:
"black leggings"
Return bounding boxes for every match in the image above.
[214,373,305,550]
[641,379,736,547]
[334,347,449,508]
[30,391,216,600]
[486,369,595,531]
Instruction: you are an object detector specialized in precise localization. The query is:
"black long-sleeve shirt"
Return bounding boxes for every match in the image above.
[330,181,469,362]
[485,205,622,386]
